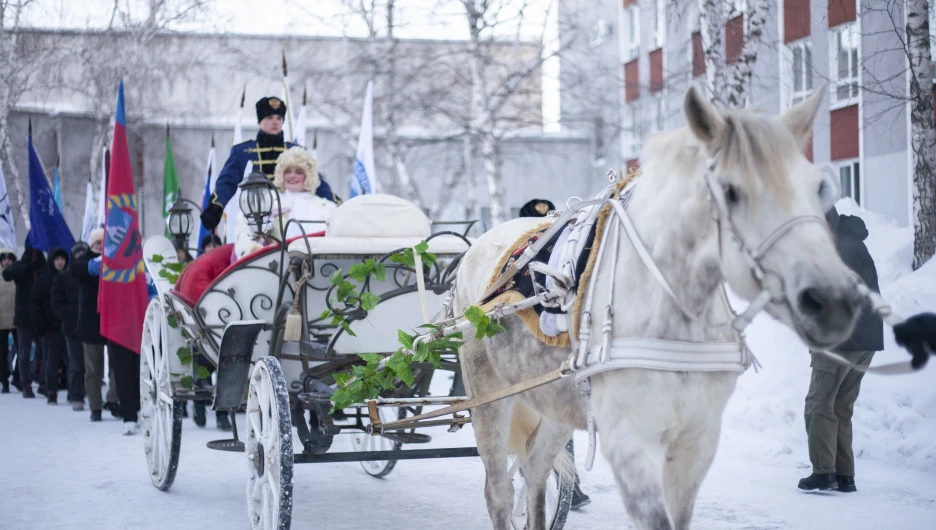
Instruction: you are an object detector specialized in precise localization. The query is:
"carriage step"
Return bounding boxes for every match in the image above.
[381,432,432,444]
[294,447,480,464]
[207,439,246,452]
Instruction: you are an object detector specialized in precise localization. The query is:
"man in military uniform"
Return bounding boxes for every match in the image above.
[200,96,336,230]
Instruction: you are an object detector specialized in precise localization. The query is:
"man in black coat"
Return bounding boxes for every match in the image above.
[52,242,87,410]
[31,247,69,405]
[799,207,883,493]
[2,245,45,398]
[70,229,118,421]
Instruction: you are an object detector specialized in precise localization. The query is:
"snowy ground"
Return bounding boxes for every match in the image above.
[2,198,935,529]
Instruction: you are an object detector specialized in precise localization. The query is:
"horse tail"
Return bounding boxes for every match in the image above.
[508,401,576,482]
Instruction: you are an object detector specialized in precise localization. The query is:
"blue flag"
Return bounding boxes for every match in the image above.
[52,166,63,212]
[26,135,75,251]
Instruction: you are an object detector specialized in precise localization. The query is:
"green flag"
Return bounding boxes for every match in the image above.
[162,126,179,237]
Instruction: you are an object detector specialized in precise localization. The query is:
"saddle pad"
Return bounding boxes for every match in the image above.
[479,214,602,348]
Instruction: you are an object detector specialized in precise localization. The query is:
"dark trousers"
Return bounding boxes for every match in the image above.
[43,331,67,395]
[65,334,85,402]
[15,327,40,388]
[109,342,140,423]
[804,350,874,476]
[0,328,13,383]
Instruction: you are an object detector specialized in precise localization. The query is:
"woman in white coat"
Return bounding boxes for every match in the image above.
[235,147,337,258]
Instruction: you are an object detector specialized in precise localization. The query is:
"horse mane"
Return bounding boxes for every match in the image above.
[641,108,799,208]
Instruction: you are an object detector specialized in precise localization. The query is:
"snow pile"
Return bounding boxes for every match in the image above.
[723,198,936,473]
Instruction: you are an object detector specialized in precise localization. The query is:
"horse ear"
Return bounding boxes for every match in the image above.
[683,86,725,148]
[780,84,826,147]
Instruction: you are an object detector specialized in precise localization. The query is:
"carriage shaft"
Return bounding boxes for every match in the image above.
[293,447,479,464]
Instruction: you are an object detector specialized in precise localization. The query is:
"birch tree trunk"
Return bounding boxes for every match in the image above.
[464,1,507,226]
[698,0,727,105]
[907,0,936,269]
[725,0,768,108]
[463,132,476,221]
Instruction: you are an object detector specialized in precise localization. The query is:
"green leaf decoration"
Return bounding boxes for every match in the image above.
[197,366,211,380]
[167,316,178,329]
[151,254,164,263]
[180,376,194,390]
[360,292,381,311]
[176,346,192,365]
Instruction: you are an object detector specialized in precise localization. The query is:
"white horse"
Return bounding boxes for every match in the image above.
[454,87,862,530]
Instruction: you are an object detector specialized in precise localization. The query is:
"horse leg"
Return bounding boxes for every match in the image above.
[520,416,573,530]
[662,421,722,530]
[462,341,514,530]
[602,430,674,530]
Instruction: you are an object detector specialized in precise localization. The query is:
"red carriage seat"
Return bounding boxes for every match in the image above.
[173,243,236,307]
[172,233,326,307]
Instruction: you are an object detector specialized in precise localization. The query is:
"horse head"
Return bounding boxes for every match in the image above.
[682,85,860,350]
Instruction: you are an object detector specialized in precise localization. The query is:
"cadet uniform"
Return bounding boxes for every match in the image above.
[201,96,336,230]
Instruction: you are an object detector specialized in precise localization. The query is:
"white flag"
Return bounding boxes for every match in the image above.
[80,180,95,242]
[349,80,376,199]
[233,105,244,145]
[295,102,307,147]
[0,163,17,249]
[281,76,297,144]
[96,147,107,228]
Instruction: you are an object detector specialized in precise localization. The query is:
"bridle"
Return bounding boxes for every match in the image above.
[699,152,831,332]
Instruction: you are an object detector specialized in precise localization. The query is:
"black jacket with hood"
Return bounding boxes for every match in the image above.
[51,244,84,337]
[2,245,46,330]
[826,207,884,353]
[70,248,104,344]
[31,247,68,336]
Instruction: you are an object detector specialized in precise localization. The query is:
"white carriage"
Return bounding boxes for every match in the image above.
[141,193,574,530]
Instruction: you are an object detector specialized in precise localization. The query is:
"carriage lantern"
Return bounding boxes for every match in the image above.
[239,171,276,235]
[166,196,194,249]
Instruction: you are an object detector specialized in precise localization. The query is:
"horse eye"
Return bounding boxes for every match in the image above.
[724,184,740,205]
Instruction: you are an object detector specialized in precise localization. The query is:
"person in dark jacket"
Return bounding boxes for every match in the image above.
[52,242,87,410]
[2,245,45,398]
[799,207,883,493]
[70,229,118,421]
[518,199,556,218]
[32,247,69,405]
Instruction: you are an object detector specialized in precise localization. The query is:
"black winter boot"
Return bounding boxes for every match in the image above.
[22,386,35,398]
[798,473,837,491]
[90,410,102,422]
[216,411,233,432]
[104,402,122,419]
[570,481,591,511]
[836,475,857,493]
[1,380,8,393]
[193,401,207,427]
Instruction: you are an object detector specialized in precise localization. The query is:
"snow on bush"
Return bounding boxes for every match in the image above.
[723,198,936,472]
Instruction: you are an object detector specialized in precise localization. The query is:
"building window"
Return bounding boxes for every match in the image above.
[652,0,665,49]
[625,104,642,157]
[623,5,640,62]
[784,39,814,108]
[838,159,861,205]
[830,22,859,106]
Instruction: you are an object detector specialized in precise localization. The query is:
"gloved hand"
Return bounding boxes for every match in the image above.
[200,203,224,231]
[893,313,936,369]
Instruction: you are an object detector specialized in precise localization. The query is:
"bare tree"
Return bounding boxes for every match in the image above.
[697,0,771,108]
[906,0,936,268]
[459,0,560,225]
[0,0,53,229]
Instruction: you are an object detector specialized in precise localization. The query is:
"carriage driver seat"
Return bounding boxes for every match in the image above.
[325,193,431,238]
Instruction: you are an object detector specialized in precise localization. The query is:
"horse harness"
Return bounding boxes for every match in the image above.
[374,155,912,464]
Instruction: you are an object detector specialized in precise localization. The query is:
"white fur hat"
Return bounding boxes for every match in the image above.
[88,227,104,247]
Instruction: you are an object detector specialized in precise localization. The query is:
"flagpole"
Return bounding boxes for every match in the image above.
[281,50,295,142]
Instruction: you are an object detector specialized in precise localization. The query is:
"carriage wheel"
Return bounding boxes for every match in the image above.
[350,405,401,478]
[350,368,434,478]
[141,299,183,491]
[509,451,574,530]
[246,357,294,530]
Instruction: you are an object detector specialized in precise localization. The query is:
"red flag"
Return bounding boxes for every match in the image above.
[99,80,146,354]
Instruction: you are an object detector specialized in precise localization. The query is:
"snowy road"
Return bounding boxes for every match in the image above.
[1,390,934,530]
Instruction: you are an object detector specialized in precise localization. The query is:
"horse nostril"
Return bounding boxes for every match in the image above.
[797,288,826,317]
